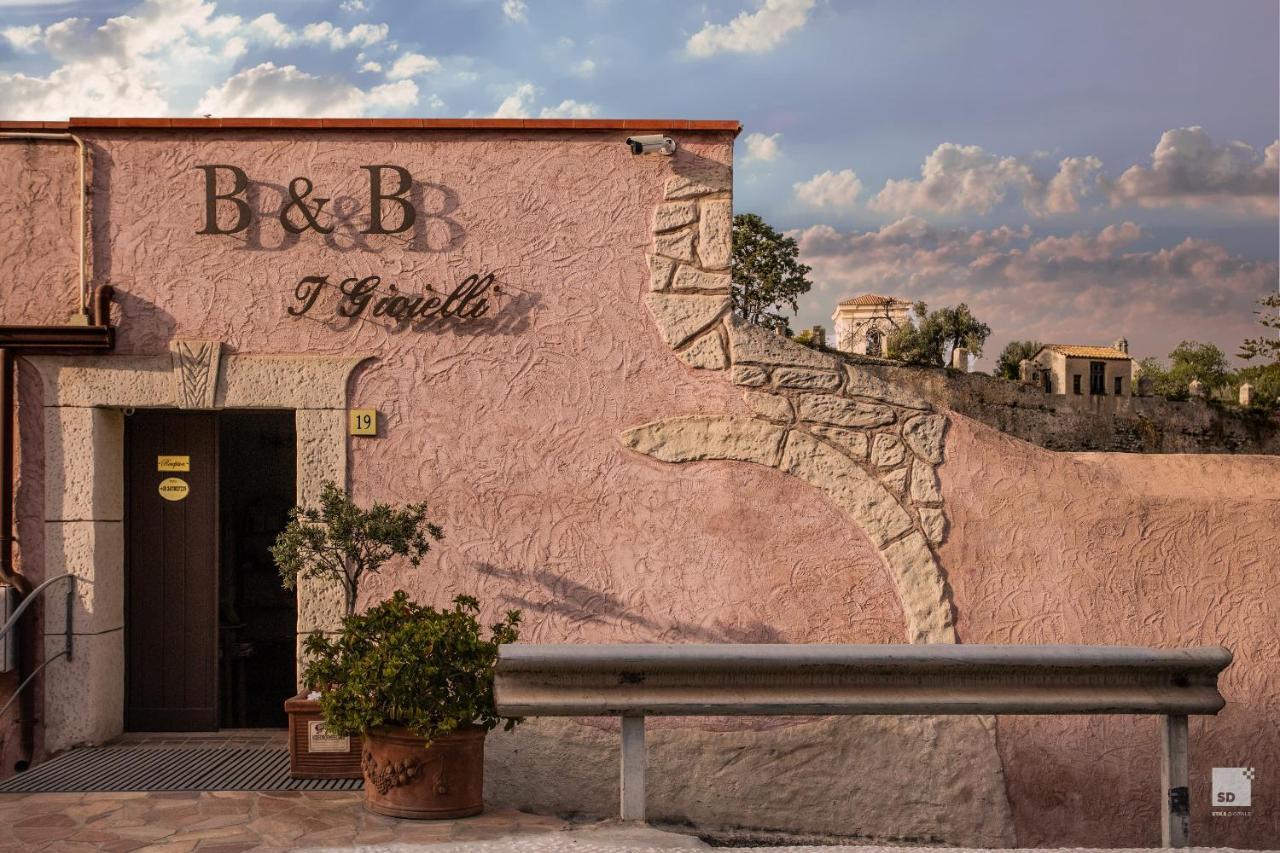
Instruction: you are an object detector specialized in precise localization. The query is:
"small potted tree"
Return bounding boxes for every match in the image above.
[274,481,443,779]
[303,590,521,817]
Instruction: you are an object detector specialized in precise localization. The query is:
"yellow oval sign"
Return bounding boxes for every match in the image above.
[158,477,190,502]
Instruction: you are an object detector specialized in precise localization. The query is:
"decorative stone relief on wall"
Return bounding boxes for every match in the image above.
[170,340,222,410]
[626,169,955,644]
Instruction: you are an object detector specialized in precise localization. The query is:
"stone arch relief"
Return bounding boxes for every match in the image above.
[624,170,956,645]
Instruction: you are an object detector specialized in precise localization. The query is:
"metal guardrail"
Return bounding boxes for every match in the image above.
[0,573,76,719]
[494,643,1232,847]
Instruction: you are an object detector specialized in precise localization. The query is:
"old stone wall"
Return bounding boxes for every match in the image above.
[837,357,1280,454]
[0,129,1276,847]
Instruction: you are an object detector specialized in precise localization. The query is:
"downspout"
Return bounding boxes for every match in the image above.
[0,132,97,770]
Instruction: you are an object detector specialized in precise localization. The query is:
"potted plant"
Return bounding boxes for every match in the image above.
[303,590,522,818]
[273,481,443,779]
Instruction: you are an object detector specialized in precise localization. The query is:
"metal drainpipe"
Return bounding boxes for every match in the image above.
[0,131,94,770]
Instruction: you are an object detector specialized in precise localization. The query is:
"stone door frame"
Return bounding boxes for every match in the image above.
[28,343,369,752]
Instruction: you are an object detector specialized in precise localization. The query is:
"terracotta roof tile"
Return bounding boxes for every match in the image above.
[1043,344,1132,359]
[837,294,908,307]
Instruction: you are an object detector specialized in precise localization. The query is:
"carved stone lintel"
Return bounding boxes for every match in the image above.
[170,340,222,409]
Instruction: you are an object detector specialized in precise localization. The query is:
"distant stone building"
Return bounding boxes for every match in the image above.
[832,294,912,356]
[1027,339,1136,397]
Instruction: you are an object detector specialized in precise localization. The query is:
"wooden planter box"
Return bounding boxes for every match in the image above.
[285,690,363,779]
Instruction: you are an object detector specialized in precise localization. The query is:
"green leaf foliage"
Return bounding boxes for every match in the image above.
[1239,294,1280,362]
[271,481,443,617]
[886,302,992,367]
[994,340,1043,380]
[302,590,522,744]
[731,212,813,333]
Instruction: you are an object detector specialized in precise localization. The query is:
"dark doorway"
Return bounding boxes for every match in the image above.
[124,411,220,731]
[217,412,297,728]
[124,410,297,732]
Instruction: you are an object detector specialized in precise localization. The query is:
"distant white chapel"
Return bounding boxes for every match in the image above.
[831,294,913,357]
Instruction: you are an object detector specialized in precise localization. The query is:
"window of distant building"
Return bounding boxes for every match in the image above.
[1090,362,1106,395]
[1115,376,1123,396]
[865,327,882,357]
[1073,375,1082,395]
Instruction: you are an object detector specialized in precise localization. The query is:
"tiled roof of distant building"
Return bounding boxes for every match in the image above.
[1042,344,1132,359]
[837,294,908,307]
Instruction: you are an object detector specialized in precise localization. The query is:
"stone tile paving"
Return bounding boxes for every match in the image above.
[0,791,570,851]
[0,792,1268,852]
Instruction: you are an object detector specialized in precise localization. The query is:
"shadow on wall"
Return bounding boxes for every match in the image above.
[286,279,541,340]
[227,180,466,256]
[475,562,784,643]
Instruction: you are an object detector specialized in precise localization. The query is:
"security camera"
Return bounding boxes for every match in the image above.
[626,134,676,156]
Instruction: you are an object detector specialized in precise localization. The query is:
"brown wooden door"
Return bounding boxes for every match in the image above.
[124,411,219,731]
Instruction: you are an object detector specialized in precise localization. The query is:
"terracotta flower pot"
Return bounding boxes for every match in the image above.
[361,724,486,819]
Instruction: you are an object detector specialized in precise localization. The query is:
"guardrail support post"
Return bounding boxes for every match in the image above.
[1161,714,1190,847]
[620,713,646,821]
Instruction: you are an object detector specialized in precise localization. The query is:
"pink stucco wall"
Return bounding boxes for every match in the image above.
[0,130,1276,846]
[940,417,1280,847]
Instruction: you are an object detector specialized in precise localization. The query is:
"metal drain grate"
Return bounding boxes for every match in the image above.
[0,747,363,793]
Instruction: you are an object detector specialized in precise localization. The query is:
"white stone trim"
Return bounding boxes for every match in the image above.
[27,348,369,752]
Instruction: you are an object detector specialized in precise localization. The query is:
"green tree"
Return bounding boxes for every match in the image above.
[933,303,992,360]
[1138,341,1232,398]
[272,481,444,617]
[1233,362,1280,408]
[731,213,813,332]
[1168,340,1231,391]
[885,301,993,367]
[994,340,1043,380]
[1137,357,1177,396]
[1239,293,1280,362]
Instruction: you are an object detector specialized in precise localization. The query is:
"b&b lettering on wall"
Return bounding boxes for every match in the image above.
[195,164,424,237]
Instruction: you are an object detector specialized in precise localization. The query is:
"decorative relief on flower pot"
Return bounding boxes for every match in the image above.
[362,750,423,794]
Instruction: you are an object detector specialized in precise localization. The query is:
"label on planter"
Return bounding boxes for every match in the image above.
[307,720,350,753]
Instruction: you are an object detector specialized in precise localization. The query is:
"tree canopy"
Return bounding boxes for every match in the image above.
[886,301,992,367]
[1239,293,1280,363]
[731,213,813,333]
[993,340,1043,380]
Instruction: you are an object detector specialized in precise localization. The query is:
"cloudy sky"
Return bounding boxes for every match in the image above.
[2,0,1277,365]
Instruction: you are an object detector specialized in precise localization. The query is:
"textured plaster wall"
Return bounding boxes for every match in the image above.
[939,417,1280,848]
[0,132,1276,847]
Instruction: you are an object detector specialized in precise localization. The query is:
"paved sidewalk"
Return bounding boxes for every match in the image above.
[0,791,569,851]
[0,791,1268,852]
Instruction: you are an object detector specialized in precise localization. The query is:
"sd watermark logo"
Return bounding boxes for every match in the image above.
[1212,767,1253,816]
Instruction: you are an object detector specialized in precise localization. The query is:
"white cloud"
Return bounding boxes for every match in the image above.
[340,0,368,11]
[539,99,598,119]
[742,131,781,163]
[300,21,388,50]
[1024,155,1103,217]
[361,60,383,73]
[0,0,406,120]
[795,217,1277,363]
[686,0,815,58]
[2,24,42,51]
[247,13,293,47]
[869,143,1036,217]
[494,82,537,118]
[794,169,862,209]
[570,58,596,77]
[502,0,528,23]
[1108,127,1278,217]
[386,52,440,80]
[196,61,418,117]
[491,82,597,118]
